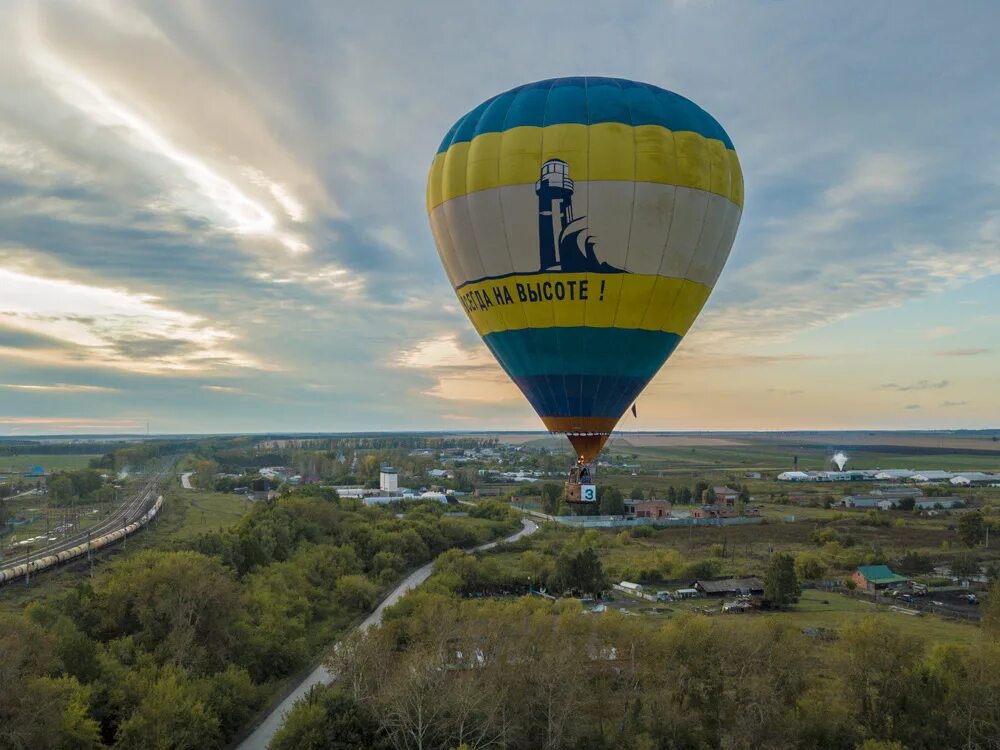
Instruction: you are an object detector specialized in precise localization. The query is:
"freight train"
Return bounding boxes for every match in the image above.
[0,495,163,585]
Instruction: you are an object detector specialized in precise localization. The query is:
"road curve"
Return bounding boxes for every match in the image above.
[238,518,539,750]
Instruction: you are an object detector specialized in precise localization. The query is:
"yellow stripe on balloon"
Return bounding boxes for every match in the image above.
[427,122,743,212]
[453,273,710,337]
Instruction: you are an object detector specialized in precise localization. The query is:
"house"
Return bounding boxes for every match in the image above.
[853,565,908,592]
[690,505,738,519]
[950,473,996,486]
[839,495,880,509]
[910,471,954,483]
[693,577,764,597]
[625,499,672,519]
[714,486,740,506]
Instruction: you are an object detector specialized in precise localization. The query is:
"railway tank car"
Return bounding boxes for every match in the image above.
[0,495,163,585]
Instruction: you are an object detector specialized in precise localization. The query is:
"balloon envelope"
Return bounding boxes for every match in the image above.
[427,77,743,459]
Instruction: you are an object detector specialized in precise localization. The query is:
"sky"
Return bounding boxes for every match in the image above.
[0,0,997,436]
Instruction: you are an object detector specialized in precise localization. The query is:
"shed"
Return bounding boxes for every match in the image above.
[693,577,764,597]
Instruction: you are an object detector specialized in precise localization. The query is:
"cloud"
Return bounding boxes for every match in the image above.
[904,404,921,410]
[396,335,495,371]
[0,268,257,374]
[881,380,949,392]
[936,348,991,357]
[922,326,957,340]
[0,383,118,393]
[0,416,142,430]
[0,1,996,432]
[941,400,968,408]
[395,334,521,404]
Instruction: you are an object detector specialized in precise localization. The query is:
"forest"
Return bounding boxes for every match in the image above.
[268,526,1000,750]
[0,489,518,749]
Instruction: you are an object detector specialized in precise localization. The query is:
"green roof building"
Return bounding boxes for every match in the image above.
[853,565,908,592]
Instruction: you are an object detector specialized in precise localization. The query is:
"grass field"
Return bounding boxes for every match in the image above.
[0,454,101,474]
[778,590,980,646]
[167,489,251,539]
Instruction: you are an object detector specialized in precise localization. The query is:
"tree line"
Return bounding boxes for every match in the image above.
[273,579,1000,750]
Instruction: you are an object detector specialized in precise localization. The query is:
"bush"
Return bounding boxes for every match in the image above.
[795,553,827,581]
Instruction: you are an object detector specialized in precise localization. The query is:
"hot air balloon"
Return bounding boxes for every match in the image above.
[427,77,743,503]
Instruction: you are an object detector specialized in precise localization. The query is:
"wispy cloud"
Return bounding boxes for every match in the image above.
[936,348,991,357]
[0,383,118,393]
[881,380,950,392]
[0,268,256,374]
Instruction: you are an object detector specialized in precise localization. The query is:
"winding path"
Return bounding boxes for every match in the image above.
[238,518,539,749]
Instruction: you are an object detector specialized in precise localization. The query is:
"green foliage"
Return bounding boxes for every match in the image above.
[958,512,986,547]
[678,557,721,579]
[897,551,933,576]
[985,581,1000,640]
[336,575,379,611]
[549,547,608,598]
[91,550,240,672]
[0,481,517,749]
[950,552,980,578]
[270,685,388,750]
[795,552,827,581]
[598,485,625,515]
[629,487,645,500]
[539,482,562,514]
[764,552,800,607]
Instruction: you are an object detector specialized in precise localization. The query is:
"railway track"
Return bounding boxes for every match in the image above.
[0,458,175,584]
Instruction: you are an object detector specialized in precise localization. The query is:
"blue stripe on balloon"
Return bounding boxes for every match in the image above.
[482,327,680,380]
[436,77,735,154]
[513,374,651,419]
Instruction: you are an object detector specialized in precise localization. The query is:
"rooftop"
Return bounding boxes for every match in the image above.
[856,565,908,584]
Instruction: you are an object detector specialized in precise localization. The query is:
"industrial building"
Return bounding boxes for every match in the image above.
[950,472,997,486]
[379,466,398,492]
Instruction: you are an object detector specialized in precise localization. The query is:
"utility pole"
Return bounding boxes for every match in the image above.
[87,528,93,578]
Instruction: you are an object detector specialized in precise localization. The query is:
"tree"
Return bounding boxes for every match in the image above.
[702,486,717,504]
[599,486,625,515]
[550,548,608,598]
[950,552,980,579]
[540,483,562,515]
[270,685,388,750]
[629,487,644,500]
[335,575,379,611]
[794,553,826,581]
[897,497,915,511]
[192,459,219,491]
[958,512,985,547]
[763,553,800,607]
[48,474,75,506]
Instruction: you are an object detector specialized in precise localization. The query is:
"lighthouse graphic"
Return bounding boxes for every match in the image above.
[535,159,623,273]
